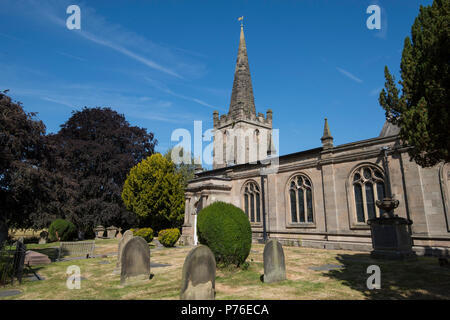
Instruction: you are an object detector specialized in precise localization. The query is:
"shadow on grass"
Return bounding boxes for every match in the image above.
[323,253,450,300]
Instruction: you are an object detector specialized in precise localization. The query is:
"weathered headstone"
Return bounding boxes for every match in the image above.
[115,230,133,271]
[263,239,286,283]
[38,231,48,244]
[120,236,150,284]
[180,245,216,300]
[116,228,123,239]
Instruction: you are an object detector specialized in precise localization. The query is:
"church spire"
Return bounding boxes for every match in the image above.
[228,24,256,119]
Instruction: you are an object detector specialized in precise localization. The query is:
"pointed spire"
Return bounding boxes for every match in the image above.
[228,24,256,119]
[321,118,334,149]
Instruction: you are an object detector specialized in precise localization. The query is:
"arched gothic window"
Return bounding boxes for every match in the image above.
[243,181,261,223]
[288,175,314,223]
[352,166,386,222]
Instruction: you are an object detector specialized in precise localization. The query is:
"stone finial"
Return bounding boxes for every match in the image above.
[321,118,333,150]
[266,109,273,122]
[213,110,219,127]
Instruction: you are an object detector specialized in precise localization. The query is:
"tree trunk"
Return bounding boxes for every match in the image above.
[0,219,8,249]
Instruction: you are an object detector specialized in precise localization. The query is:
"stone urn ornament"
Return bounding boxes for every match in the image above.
[94,225,106,238]
[367,147,415,260]
[106,226,118,239]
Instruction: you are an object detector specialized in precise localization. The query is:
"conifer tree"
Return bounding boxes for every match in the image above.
[379,0,449,167]
[121,153,185,231]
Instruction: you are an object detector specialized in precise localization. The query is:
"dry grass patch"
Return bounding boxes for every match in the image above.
[1,242,449,300]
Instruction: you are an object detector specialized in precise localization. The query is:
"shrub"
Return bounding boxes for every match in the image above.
[197,201,252,267]
[48,219,77,242]
[133,227,154,243]
[158,228,180,247]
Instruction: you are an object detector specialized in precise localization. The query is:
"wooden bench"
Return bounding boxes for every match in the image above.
[58,241,95,260]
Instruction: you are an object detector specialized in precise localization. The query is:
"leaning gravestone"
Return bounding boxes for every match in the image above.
[120,236,150,284]
[263,239,286,283]
[180,245,216,300]
[115,230,134,271]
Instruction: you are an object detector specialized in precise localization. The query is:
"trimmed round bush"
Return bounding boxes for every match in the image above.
[133,227,154,243]
[48,219,77,242]
[158,228,180,247]
[197,201,252,267]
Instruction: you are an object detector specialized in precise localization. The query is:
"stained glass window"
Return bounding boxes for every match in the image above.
[243,181,261,223]
[288,175,314,224]
[352,166,386,223]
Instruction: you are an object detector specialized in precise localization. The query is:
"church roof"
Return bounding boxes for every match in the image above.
[228,25,256,119]
[379,121,400,137]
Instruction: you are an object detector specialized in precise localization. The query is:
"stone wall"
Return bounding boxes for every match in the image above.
[183,135,450,253]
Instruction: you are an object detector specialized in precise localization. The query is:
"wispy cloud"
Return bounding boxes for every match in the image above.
[336,67,363,83]
[79,31,182,78]
[3,83,198,125]
[56,51,86,62]
[21,0,202,79]
[144,77,224,111]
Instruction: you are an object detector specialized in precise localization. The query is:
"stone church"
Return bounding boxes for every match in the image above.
[181,25,450,255]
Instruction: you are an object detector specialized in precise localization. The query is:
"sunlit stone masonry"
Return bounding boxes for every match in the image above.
[181,24,450,257]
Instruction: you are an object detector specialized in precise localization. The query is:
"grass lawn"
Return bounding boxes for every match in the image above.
[1,239,449,300]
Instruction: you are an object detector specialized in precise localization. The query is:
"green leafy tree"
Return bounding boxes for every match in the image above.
[122,153,185,231]
[164,146,197,188]
[379,0,449,167]
[0,92,54,245]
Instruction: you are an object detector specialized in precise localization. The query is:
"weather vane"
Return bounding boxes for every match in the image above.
[238,16,244,27]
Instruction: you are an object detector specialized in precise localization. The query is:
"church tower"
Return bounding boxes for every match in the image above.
[213,23,274,169]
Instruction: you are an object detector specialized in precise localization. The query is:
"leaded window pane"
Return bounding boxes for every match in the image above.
[298,188,305,222]
[354,184,365,222]
[306,188,313,222]
[353,173,361,182]
[363,168,372,179]
[290,189,297,223]
[365,183,376,220]
[374,170,383,179]
[256,193,261,222]
[250,193,255,222]
[244,193,249,218]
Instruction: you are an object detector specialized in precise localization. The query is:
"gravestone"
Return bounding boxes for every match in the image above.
[180,245,216,300]
[38,231,48,244]
[115,230,134,271]
[120,236,150,284]
[263,239,286,283]
[116,228,123,239]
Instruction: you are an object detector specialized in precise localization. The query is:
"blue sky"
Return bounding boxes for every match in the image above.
[0,0,432,166]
